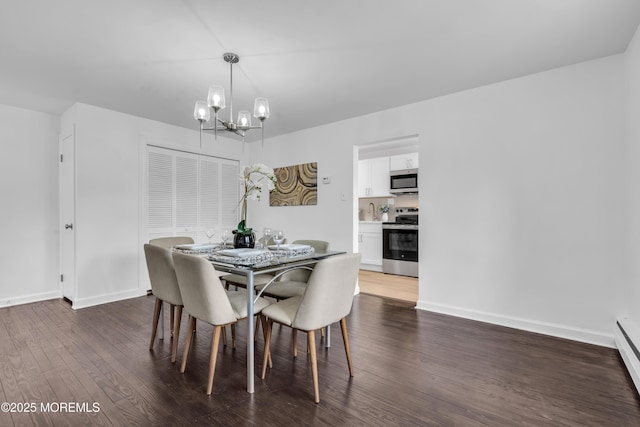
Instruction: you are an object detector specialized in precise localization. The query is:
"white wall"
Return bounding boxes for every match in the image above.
[420,56,625,347]
[0,104,60,306]
[60,103,243,308]
[250,54,626,347]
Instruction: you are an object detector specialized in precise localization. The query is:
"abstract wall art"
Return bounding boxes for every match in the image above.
[270,162,317,206]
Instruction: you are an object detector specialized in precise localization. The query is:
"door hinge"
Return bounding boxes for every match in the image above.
[60,154,63,162]
[60,274,64,282]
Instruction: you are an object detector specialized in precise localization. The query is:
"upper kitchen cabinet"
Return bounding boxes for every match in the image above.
[358,157,391,198]
[389,152,419,170]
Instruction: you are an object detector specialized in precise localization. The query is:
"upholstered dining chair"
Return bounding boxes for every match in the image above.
[260,253,361,403]
[148,236,195,340]
[254,239,330,300]
[172,251,272,395]
[144,243,185,363]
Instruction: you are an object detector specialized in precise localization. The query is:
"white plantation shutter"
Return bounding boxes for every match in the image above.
[221,162,240,227]
[200,157,220,228]
[146,146,239,242]
[175,154,198,228]
[147,151,173,229]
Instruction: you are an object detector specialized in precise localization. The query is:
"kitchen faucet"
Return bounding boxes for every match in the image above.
[369,202,378,221]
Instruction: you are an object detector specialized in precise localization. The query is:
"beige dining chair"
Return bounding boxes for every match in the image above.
[144,243,185,363]
[172,251,272,395]
[148,236,195,340]
[260,252,361,403]
[255,239,330,299]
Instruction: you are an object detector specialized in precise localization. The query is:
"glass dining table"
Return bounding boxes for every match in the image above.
[207,247,346,394]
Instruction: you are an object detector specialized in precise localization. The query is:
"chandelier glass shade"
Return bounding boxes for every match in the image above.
[194,53,270,146]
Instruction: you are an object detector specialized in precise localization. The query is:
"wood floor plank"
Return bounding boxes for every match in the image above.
[358,269,418,302]
[0,295,638,426]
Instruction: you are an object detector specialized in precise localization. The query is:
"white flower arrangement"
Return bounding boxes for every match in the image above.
[237,163,277,235]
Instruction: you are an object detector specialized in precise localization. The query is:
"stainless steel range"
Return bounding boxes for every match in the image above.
[382,207,418,278]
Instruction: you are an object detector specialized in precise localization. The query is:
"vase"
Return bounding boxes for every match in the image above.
[381,212,389,222]
[233,230,256,248]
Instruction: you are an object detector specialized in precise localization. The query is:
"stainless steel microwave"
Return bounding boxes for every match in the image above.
[389,169,418,194]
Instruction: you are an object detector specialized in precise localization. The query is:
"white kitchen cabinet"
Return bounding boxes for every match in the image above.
[358,157,391,198]
[358,222,383,271]
[389,152,419,170]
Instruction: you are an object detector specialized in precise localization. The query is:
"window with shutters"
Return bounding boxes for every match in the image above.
[146,146,239,243]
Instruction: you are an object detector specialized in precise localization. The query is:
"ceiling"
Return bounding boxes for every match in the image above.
[1,1,639,141]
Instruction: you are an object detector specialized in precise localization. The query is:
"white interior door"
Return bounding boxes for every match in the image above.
[60,128,76,302]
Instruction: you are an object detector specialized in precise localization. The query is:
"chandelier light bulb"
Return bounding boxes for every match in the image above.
[207,85,225,111]
[193,100,210,122]
[254,97,270,120]
[237,111,251,130]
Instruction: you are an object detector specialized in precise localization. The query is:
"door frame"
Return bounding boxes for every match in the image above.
[59,126,76,304]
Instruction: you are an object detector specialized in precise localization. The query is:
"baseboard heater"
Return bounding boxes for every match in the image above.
[615,318,640,394]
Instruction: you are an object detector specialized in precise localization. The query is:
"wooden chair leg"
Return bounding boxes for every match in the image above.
[308,330,320,403]
[293,329,298,358]
[180,316,196,373]
[222,325,227,346]
[261,319,273,379]
[170,304,175,337]
[149,298,162,350]
[340,318,354,377]
[254,316,260,341]
[171,305,182,363]
[206,326,222,395]
[260,315,272,368]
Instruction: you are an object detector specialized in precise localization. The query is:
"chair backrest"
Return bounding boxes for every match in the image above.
[172,252,238,326]
[291,253,361,331]
[149,236,194,249]
[278,240,331,282]
[143,244,183,306]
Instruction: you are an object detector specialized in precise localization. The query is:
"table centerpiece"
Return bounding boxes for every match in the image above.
[234,163,277,248]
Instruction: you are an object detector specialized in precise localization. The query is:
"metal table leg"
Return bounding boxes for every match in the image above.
[247,271,255,393]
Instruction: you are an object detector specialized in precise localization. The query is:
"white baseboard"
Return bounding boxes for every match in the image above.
[72,288,147,310]
[0,290,62,308]
[416,300,615,348]
[615,317,640,394]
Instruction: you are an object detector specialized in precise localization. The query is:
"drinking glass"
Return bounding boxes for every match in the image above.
[273,230,285,252]
[205,228,214,244]
[262,227,272,247]
[221,229,231,247]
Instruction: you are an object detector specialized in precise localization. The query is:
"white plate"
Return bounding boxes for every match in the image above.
[174,243,218,250]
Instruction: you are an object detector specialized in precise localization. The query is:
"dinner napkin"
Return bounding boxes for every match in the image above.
[217,248,268,257]
[267,244,311,251]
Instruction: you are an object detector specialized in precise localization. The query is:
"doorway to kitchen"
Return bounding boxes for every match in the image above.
[355,135,420,302]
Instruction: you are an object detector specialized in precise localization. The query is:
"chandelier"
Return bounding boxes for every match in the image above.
[193,52,270,146]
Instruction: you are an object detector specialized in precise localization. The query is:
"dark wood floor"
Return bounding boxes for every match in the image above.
[1,294,639,426]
